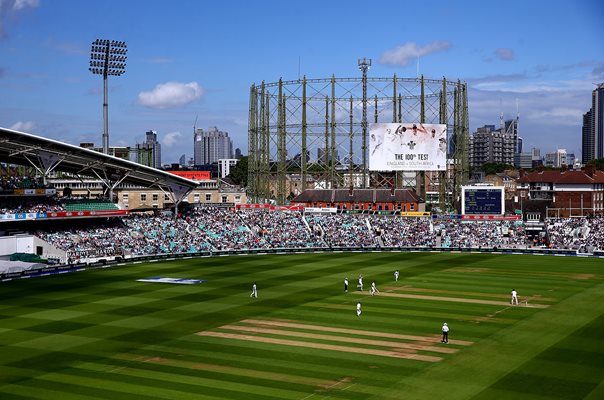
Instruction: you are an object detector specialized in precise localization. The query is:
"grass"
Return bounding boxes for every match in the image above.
[0,252,603,399]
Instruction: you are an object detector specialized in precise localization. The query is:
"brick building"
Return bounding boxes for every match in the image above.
[516,167,604,218]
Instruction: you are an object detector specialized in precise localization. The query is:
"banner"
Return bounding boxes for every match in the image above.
[399,212,431,217]
[369,123,447,171]
[236,204,304,211]
[46,210,128,218]
[0,212,45,221]
[461,215,521,221]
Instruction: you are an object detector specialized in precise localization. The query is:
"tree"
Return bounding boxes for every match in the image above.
[227,156,248,186]
[587,158,604,170]
[480,162,514,175]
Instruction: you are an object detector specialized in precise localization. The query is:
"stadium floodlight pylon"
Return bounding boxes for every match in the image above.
[89,39,128,155]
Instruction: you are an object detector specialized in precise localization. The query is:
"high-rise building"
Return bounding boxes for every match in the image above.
[179,154,186,166]
[235,148,242,159]
[136,130,162,169]
[531,147,542,168]
[193,126,233,165]
[218,159,239,178]
[544,149,568,168]
[469,119,518,168]
[317,147,339,164]
[583,83,604,163]
[582,109,593,164]
[593,83,604,159]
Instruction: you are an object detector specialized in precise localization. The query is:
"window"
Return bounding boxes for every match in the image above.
[152,194,159,202]
[165,193,170,201]
[205,193,211,202]
[140,193,147,201]
[194,194,200,203]
[221,195,228,203]
[235,196,241,204]
[410,203,415,211]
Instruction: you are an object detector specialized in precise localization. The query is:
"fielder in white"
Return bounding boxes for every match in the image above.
[511,289,519,305]
[356,302,362,317]
[394,270,399,282]
[370,280,380,296]
[441,322,449,344]
[344,277,348,293]
[358,274,364,291]
[250,282,257,298]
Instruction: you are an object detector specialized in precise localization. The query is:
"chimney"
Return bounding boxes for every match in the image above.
[584,164,596,178]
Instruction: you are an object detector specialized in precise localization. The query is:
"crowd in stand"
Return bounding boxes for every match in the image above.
[370,216,435,247]
[21,208,604,263]
[0,176,46,191]
[438,220,528,249]
[186,207,267,250]
[0,197,64,214]
[546,217,604,252]
[306,214,377,247]
[238,209,324,248]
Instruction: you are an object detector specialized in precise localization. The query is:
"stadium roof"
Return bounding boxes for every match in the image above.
[0,127,198,194]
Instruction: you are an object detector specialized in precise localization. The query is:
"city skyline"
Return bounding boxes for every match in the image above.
[0,0,603,164]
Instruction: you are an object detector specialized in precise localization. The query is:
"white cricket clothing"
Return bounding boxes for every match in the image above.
[442,325,449,333]
[394,271,399,281]
[250,284,257,298]
[356,302,362,316]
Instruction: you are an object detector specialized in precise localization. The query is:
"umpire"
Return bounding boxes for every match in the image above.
[441,322,449,344]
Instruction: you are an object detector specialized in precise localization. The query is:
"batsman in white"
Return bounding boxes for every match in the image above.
[511,289,519,305]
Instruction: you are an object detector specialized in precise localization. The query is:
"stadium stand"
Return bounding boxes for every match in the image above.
[63,199,119,211]
[28,207,604,265]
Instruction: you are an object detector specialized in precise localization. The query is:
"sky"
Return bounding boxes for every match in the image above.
[0,0,603,164]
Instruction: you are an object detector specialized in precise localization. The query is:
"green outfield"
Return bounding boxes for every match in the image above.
[1,252,603,399]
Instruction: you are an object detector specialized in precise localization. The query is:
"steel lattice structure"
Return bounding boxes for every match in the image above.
[248,74,469,211]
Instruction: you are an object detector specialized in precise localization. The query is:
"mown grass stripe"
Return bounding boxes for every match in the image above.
[197,330,442,362]
[108,354,335,387]
[216,324,457,354]
[363,291,550,308]
[241,318,473,345]
[372,279,604,399]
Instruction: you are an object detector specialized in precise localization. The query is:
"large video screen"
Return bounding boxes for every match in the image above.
[462,186,505,215]
[369,123,447,171]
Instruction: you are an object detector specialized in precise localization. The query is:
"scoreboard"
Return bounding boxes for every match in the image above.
[461,186,504,215]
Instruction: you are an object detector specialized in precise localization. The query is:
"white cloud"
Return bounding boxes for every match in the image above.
[138,81,203,109]
[162,131,182,148]
[0,0,39,37]
[13,0,39,10]
[379,41,451,67]
[495,48,514,61]
[468,84,590,155]
[9,120,35,131]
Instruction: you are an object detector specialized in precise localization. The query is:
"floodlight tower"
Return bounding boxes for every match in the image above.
[89,39,128,154]
[358,58,371,187]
